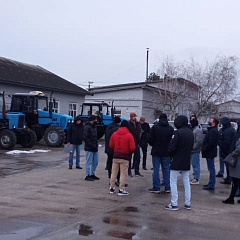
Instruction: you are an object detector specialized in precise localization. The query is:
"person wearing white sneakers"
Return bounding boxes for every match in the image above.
[165,115,194,211]
[109,120,136,196]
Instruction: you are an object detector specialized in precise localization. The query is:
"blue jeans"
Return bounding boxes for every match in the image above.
[170,170,191,207]
[85,151,98,176]
[191,152,200,180]
[206,157,216,188]
[219,149,225,175]
[152,156,170,190]
[69,144,81,167]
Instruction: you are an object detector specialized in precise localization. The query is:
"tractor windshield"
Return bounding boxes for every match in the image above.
[38,97,48,110]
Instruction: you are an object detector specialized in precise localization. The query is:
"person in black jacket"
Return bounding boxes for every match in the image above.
[105,116,121,181]
[128,112,142,177]
[66,115,84,169]
[202,118,219,190]
[165,115,194,211]
[139,116,150,170]
[218,117,236,184]
[83,115,99,181]
[147,113,174,193]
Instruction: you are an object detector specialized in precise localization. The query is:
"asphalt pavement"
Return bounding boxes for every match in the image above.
[0,140,240,240]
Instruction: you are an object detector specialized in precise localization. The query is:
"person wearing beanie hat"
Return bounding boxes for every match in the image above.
[66,116,84,169]
[139,116,150,170]
[128,112,142,177]
[190,118,204,185]
[83,114,99,181]
[105,116,122,183]
[109,119,135,195]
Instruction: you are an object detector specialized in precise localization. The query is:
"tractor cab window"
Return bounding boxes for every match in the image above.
[82,105,91,115]
[11,96,23,112]
[38,97,48,110]
[102,104,109,115]
[92,106,100,115]
[22,96,34,112]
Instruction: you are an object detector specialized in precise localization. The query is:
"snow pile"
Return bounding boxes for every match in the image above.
[6,149,51,155]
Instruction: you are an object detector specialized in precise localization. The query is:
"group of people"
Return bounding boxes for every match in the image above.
[66,112,240,210]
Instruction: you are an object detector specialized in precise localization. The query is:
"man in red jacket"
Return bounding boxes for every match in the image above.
[109,120,136,195]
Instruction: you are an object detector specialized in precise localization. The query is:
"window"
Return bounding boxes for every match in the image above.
[69,103,77,117]
[53,101,59,113]
[114,109,121,117]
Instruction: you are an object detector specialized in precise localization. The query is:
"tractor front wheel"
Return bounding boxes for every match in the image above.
[19,130,37,148]
[44,126,65,147]
[0,129,17,150]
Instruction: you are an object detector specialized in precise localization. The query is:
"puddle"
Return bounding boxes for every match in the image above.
[78,224,93,236]
[124,206,139,212]
[107,230,135,239]
[103,216,138,228]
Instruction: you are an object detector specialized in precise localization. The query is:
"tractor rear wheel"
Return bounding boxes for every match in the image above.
[0,129,17,150]
[19,130,37,148]
[44,126,65,147]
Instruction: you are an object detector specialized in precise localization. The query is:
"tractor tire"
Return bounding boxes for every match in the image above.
[19,130,37,148]
[97,125,105,139]
[0,129,17,150]
[44,126,65,147]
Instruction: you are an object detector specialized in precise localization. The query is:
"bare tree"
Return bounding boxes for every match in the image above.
[149,57,191,120]
[152,55,239,120]
[185,55,239,118]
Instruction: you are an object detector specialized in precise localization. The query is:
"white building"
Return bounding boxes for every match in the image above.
[86,79,198,123]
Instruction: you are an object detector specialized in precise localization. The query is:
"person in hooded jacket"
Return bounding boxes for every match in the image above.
[165,115,194,211]
[218,117,236,184]
[83,115,99,181]
[222,135,240,204]
[190,118,204,185]
[202,118,219,190]
[105,116,121,181]
[66,115,84,169]
[147,113,174,193]
[109,120,136,196]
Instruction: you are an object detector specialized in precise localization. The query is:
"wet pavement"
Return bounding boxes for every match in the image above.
[0,140,240,239]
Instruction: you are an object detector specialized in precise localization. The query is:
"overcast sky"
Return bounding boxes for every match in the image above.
[1,0,240,89]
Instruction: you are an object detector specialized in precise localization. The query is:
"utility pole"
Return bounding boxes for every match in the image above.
[146,48,149,82]
[88,81,93,91]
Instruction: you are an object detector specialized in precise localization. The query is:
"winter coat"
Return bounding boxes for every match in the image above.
[192,125,204,153]
[109,127,136,161]
[128,120,142,145]
[201,126,219,158]
[229,139,240,179]
[148,118,174,157]
[66,122,83,145]
[140,122,150,148]
[105,122,119,154]
[83,122,98,152]
[168,116,194,171]
[219,118,236,158]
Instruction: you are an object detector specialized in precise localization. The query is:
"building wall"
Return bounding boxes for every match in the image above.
[0,83,85,116]
[85,88,144,120]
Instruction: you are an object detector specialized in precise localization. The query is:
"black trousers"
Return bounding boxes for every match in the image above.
[141,145,148,168]
[107,153,120,181]
[228,177,240,200]
[128,144,140,175]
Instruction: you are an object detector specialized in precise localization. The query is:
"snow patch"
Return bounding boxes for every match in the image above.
[6,149,51,155]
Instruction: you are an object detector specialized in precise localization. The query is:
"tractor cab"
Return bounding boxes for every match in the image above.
[10,92,48,127]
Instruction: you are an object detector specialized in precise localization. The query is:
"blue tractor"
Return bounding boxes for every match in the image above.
[10,91,73,147]
[0,92,37,150]
[80,101,125,139]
